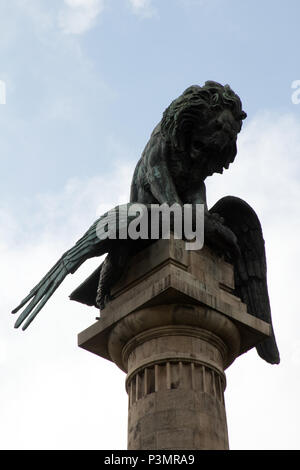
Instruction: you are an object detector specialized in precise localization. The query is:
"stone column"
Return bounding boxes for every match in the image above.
[78,237,270,450]
[109,305,241,449]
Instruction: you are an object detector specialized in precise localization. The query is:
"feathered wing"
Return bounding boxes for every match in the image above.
[12,204,142,330]
[210,196,280,365]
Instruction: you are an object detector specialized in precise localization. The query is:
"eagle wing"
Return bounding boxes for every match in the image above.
[12,204,139,330]
[210,196,280,365]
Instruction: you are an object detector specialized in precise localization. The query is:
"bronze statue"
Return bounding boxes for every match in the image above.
[12,81,280,365]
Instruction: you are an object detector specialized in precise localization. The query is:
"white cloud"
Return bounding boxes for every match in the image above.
[128,0,157,18]
[1,0,157,46]
[1,162,133,450]
[58,0,105,35]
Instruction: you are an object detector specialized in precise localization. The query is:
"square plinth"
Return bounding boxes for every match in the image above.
[78,237,270,364]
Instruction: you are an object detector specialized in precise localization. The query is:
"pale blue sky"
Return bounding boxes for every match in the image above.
[1,0,299,206]
[1,0,300,450]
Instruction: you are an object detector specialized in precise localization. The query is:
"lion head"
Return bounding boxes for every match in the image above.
[160,81,247,177]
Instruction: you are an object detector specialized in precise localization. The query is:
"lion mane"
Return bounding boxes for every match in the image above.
[130,81,247,204]
[160,81,247,151]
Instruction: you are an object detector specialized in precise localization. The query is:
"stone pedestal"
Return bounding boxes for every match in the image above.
[78,236,270,450]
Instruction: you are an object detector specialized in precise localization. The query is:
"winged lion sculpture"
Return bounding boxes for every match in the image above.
[12,81,280,365]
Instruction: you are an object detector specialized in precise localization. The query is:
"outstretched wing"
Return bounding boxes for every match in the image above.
[210,196,280,365]
[12,204,141,330]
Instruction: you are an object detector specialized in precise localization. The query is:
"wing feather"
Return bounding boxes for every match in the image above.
[12,203,153,329]
[210,196,280,364]
[11,205,137,329]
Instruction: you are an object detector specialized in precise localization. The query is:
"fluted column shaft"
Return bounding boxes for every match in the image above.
[108,305,241,450]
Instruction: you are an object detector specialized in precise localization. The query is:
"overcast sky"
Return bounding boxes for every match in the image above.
[1,0,300,450]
